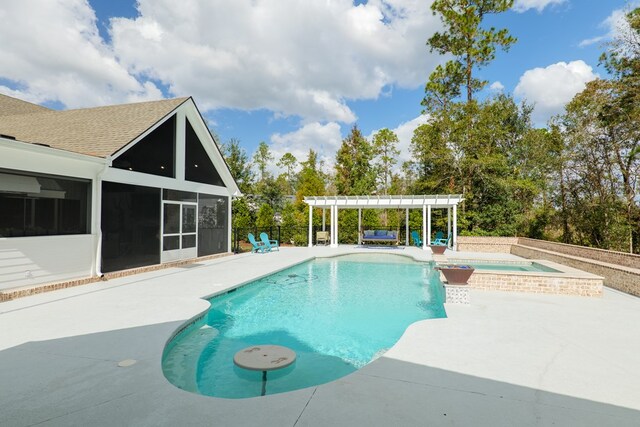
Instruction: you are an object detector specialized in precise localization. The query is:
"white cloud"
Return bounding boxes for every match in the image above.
[391,115,431,165]
[269,122,343,173]
[514,60,598,124]
[578,36,607,48]
[0,0,441,120]
[0,0,162,108]
[578,5,636,48]
[108,0,441,123]
[512,0,566,13]
[490,81,505,92]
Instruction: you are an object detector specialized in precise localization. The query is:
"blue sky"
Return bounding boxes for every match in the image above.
[0,0,633,169]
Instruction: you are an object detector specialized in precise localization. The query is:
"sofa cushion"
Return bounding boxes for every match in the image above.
[364,230,374,237]
[374,230,387,237]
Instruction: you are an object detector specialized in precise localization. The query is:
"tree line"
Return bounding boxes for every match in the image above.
[221,1,639,253]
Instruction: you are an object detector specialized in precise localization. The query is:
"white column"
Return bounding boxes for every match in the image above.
[308,204,313,247]
[447,207,452,247]
[228,196,233,253]
[329,206,333,246]
[175,111,186,180]
[330,205,336,247]
[94,161,112,275]
[405,208,409,246]
[93,170,103,276]
[427,205,432,246]
[422,205,427,250]
[334,206,339,247]
[358,208,362,245]
[453,204,458,251]
[322,209,326,231]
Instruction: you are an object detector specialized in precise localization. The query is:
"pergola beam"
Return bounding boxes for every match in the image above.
[304,194,464,209]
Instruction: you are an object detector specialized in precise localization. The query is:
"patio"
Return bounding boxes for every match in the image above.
[1,246,639,426]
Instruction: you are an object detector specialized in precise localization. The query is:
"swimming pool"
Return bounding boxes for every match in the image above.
[162,253,445,398]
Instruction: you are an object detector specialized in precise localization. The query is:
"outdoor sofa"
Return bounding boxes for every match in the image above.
[361,230,399,245]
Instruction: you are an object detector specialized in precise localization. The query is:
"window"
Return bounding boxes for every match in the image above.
[185,119,225,186]
[112,115,176,178]
[0,171,90,237]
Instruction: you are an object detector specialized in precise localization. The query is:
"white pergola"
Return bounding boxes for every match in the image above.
[303,194,464,250]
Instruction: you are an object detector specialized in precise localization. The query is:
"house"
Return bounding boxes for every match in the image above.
[0,94,240,291]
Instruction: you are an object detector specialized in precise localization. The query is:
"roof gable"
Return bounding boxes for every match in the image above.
[0,96,189,157]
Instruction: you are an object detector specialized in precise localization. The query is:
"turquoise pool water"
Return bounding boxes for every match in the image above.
[162,253,445,398]
[469,262,560,273]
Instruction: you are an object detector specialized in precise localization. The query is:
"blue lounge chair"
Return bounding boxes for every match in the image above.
[431,231,444,245]
[433,233,451,246]
[247,233,265,253]
[410,231,422,247]
[260,232,279,252]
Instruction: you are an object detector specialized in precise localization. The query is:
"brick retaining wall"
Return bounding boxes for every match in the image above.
[518,238,640,269]
[456,236,518,253]
[512,244,640,297]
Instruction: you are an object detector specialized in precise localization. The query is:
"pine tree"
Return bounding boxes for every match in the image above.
[334,125,375,195]
[372,128,400,195]
[423,0,516,111]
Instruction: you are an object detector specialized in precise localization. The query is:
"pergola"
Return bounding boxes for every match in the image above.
[303,195,464,250]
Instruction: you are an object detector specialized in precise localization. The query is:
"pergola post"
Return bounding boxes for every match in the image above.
[308,204,313,247]
[322,208,326,231]
[427,205,432,247]
[422,205,427,250]
[447,207,451,247]
[358,208,362,245]
[405,208,409,246]
[453,204,457,251]
[330,205,335,246]
[332,206,339,248]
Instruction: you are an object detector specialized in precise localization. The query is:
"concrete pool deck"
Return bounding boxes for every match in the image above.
[0,246,639,426]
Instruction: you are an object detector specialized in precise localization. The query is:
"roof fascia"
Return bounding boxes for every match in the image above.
[0,136,107,165]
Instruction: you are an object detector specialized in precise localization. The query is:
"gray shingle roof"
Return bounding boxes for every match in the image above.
[0,96,189,158]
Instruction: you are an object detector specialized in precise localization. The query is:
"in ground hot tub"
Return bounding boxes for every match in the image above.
[439,259,603,297]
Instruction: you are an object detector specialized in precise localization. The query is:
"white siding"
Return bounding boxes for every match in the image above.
[0,234,95,290]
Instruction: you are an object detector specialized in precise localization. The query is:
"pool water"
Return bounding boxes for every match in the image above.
[162,253,445,398]
[469,262,560,273]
